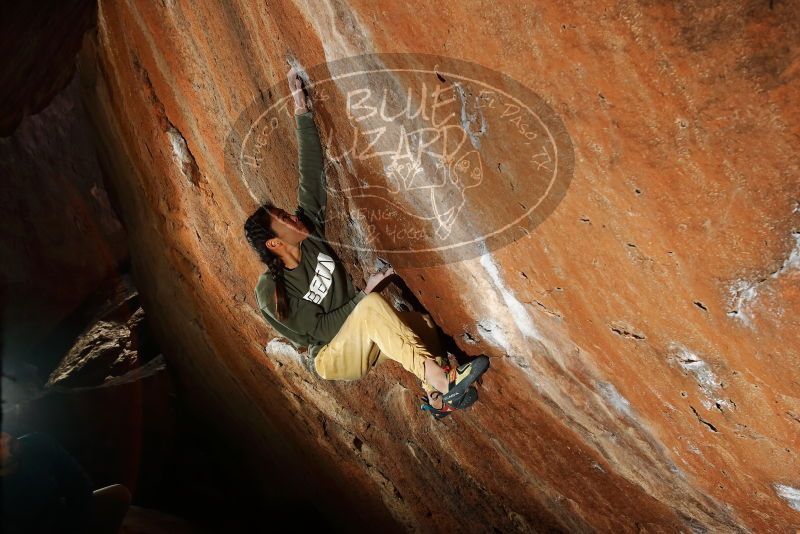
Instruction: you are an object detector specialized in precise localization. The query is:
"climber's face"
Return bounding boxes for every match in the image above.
[266,207,309,249]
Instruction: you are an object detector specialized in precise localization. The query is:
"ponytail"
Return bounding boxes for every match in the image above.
[244,203,290,321]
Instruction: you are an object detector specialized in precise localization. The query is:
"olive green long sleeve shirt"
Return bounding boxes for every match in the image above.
[255,111,366,358]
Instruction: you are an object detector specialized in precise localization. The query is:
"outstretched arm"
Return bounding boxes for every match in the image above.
[288,69,326,232]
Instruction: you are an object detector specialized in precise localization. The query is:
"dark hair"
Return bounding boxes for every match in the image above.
[244,203,290,321]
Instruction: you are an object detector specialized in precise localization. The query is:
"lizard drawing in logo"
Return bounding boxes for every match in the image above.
[338,122,485,241]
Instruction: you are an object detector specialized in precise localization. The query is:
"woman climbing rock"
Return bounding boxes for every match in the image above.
[244,66,489,419]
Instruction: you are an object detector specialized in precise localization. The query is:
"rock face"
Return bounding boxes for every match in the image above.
[3,355,176,505]
[5,286,275,531]
[120,506,198,534]
[0,70,128,375]
[0,0,96,135]
[46,282,159,388]
[4,354,261,531]
[77,1,799,532]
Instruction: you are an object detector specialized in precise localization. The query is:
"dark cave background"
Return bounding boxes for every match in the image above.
[0,2,337,531]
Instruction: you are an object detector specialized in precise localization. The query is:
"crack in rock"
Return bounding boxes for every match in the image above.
[690,405,719,433]
[609,322,646,340]
[668,343,733,412]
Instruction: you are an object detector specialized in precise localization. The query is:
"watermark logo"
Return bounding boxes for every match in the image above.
[227,53,573,267]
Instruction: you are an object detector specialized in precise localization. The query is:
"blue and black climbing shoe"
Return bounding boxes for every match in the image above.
[421,386,478,420]
[442,355,490,406]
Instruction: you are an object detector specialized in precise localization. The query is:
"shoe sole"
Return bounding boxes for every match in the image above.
[449,384,479,410]
[442,356,490,404]
[432,386,479,419]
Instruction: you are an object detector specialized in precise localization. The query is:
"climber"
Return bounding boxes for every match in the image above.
[244,66,489,419]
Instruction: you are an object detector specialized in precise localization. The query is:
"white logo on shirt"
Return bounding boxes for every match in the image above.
[302,252,335,304]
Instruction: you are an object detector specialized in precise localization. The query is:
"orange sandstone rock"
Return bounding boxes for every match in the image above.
[78,1,800,531]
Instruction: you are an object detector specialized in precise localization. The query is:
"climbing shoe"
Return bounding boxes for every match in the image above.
[442,355,490,406]
[420,386,478,420]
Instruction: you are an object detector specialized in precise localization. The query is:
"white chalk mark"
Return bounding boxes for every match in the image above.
[596,381,634,419]
[265,338,302,359]
[727,231,800,327]
[453,81,487,150]
[479,250,542,342]
[773,232,800,276]
[774,484,800,512]
[727,280,759,327]
[669,343,730,411]
[476,319,512,355]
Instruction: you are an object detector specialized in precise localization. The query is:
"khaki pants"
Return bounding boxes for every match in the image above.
[314,292,444,391]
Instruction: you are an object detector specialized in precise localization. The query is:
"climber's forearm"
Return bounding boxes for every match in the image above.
[295,111,326,226]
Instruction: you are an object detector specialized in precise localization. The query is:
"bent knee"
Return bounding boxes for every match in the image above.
[312,345,337,380]
[313,352,331,380]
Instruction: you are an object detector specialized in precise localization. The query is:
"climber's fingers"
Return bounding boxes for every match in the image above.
[288,76,307,112]
[285,65,297,84]
[286,71,300,93]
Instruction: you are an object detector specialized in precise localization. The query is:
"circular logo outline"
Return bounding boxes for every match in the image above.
[226,53,574,267]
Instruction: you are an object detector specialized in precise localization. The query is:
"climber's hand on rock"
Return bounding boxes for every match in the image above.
[286,67,307,114]
[364,267,395,294]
